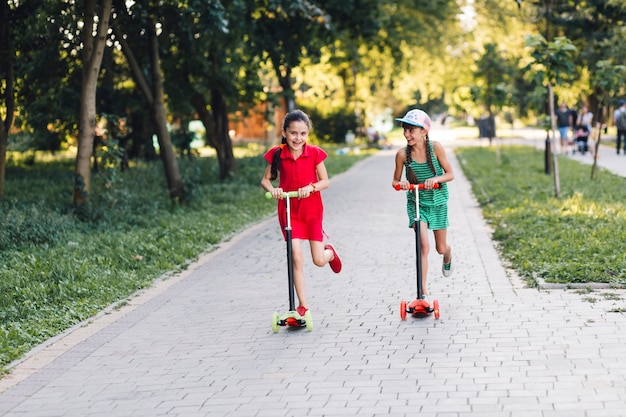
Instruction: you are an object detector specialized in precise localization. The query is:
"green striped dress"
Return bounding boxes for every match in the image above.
[405,143,449,230]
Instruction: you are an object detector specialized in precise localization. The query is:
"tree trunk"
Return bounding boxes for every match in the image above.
[591,121,602,180]
[488,106,499,163]
[73,0,112,207]
[548,84,561,198]
[211,89,237,179]
[276,65,296,111]
[0,125,6,199]
[0,0,15,199]
[147,23,183,201]
[190,89,236,180]
[190,92,216,147]
[127,110,157,161]
[112,18,184,202]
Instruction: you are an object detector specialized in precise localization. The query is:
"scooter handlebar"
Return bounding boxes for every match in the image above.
[265,190,301,199]
[394,183,439,191]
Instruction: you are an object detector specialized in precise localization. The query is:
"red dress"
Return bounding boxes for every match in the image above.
[264,144,327,241]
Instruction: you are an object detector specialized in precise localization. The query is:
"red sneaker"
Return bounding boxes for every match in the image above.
[325,244,342,273]
[296,306,308,317]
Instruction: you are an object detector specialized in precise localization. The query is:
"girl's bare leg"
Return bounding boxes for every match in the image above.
[310,240,333,267]
[433,229,452,263]
[291,239,307,308]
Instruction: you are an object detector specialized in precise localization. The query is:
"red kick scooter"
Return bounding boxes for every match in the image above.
[265,191,313,332]
[394,183,441,320]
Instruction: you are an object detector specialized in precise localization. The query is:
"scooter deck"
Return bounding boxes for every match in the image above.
[272,310,313,332]
[400,298,440,320]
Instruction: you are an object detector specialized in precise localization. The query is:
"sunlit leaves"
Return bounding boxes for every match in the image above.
[524,34,577,86]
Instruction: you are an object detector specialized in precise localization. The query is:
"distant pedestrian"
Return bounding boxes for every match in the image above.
[576,104,594,137]
[568,106,578,135]
[575,104,594,156]
[392,109,455,299]
[613,100,626,155]
[261,109,342,317]
[555,102,574,153]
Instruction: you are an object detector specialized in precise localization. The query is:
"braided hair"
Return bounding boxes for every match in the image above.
[270,109,312,181]
[405,133,436,183]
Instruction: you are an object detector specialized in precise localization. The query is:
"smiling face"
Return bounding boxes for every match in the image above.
[282,120,310,153]
[402,123,426,145]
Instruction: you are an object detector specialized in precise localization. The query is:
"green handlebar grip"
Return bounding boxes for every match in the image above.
[265,191,300,199]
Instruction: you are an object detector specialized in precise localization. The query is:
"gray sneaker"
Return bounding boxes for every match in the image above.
[442,259,453,277]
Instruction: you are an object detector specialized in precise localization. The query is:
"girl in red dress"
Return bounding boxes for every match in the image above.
[261,110,342,316]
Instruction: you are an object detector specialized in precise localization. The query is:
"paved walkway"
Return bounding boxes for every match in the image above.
[1,126,626,417]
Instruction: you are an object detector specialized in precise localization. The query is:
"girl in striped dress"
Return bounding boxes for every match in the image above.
[392,109,455,298]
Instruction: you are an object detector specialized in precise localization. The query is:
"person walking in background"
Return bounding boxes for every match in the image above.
[576,104,594,136]
[575,104,594,156]
[568,105,578,138]
[555,102,574,153]
[392,109,455,299]
[613,100,626,155]
[261,109,342,317]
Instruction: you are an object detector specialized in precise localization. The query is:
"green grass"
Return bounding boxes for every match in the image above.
[456,145,626,286]
[0,143,374,371]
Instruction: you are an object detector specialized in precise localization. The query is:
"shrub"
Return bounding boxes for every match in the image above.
[302,107,359,143]
[0,202,72,251]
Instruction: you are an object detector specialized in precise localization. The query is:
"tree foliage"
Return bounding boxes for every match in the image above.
[2,0,626,206]
[524,33,578,197]
[248,0,334,111]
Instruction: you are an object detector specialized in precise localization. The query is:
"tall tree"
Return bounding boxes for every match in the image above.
[317,0,384,110]
[160,0,261,180]
[562,0,626,115]
[0,0,15,198]
[589,60,626,179]
[73,0,113,207]
[515,0,626,116]
[525,34,577,198]
[13,1,83,154]
[110,0,184,201]
[472,43,515,145]
[258,0,462,129]
[249,0,331,111]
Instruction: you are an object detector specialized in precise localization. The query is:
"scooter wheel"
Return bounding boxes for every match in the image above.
[433,300,440,319]
[304,310,313,331]
[400,300,407,320]
[271,312,280,333]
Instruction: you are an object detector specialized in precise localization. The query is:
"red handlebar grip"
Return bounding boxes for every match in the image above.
[394,183,439,190]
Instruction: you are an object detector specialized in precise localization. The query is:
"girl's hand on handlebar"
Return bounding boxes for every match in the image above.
[393,182,440,191]
[270,187,284,199]
[423,178,438,190]
[297,184,315,199]
[395,180,411,191]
